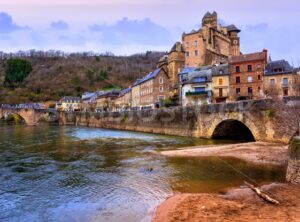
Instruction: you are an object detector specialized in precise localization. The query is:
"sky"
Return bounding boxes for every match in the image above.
[0,0,300,64]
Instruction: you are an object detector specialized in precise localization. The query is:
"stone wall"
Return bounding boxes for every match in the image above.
[286,137,300,184]
[59,98,300,144]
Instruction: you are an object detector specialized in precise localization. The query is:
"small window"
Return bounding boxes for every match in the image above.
[194,40,198,47]
[195,50,198,56]
[159,86,163,92]
[236,88,240,95]
[283,78,288,86]
[270,79,275,85]
[258,75,261,80]
[248,65,252,72]
[185,52,189,57]
[283,88,288,96]
[219,70,223,75]
[248,87,253,95]
[236,66,240,73]
[257,64,261,70]
[186,42,189,48]
[236,76,240,83]
[219,78,223,85]
[159,77,163,84]
[247,76,253,83]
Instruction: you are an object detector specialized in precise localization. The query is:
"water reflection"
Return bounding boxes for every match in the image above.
[0,125,285,222]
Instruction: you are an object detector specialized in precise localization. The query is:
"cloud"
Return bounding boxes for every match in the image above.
[50,21,69,30]
[0,12,24,33]
[90,17,173,45]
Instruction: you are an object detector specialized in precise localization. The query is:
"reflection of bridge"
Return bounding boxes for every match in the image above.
[60,98,300,144]
[0,108,59,125]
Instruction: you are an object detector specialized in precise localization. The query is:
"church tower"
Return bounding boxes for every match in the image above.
[226,25,241,56]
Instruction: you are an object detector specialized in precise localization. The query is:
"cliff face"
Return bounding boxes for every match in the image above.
[286,137,300,184]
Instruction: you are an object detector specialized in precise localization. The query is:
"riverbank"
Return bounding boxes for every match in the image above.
[160,142,288,165]
[153,183,300,222]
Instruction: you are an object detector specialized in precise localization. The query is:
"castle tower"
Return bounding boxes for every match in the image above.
[167,42,185,97]
[226,25,241,56]
[202,11,218,29]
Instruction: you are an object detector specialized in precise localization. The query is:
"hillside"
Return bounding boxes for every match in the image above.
[0,51,165,104]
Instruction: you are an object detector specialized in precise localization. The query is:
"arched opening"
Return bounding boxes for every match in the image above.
[5,113,26,125]
[212,119,255,142]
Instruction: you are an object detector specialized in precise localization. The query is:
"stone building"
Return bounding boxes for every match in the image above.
[211,64,230,103]
[138,67,170,109]
[264,60,300,97]
[167,42,185,98]
[181,65,213,106]
[182,11,241,67]
[131,79,142,110]
[113,88,132,111]
[95,90,120,112]
[55,96,81,112]
[229,50,268,101]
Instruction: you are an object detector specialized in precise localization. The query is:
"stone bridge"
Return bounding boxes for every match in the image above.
[60,97,300,144]
[0,108,59,125]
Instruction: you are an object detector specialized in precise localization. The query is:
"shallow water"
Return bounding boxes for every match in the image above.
[0,125,285,222]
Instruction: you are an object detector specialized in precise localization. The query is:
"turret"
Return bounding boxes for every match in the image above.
[202,11,218,28]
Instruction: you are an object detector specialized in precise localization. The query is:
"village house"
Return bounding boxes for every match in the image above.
[182,11,241,67]
[81,92,98,112]
[55,96,81,112]
[131,79,142,110]
[138,67,170,109]
[95,90,120,112]
[229,50,268,101]
[112,88,132,111]
[181,66,213,106]
[264,60,300,97]
[211,63,230,103]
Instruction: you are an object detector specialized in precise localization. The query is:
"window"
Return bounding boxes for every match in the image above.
[158,96,165,101]
[219,88,223,97]
[236,88,240,95]
[270,79,275,85]
[283,78,288,86]
[248,87,253,95]
[247,76,253,83]
[195,87,206,93]
[194,40,198,47]
[236,76,240,83]
[257,64,261,70]
[247,65,252,72]
[195,50,198,56]
[193,77,207,83]
[219,70,223,75]
[283,88,288,96]
[219,78,223,85]
[159,77,163,84]
[159,86,163,92]
[185,52,189,57]
[258,75,261,80]
[186,42,189,48]
[236,66,240,73]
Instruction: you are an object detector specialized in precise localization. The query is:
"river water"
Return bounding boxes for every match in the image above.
[0,125,285,222]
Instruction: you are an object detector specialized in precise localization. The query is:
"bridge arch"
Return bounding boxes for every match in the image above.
[211,119,256,142]
[5,113,26,124]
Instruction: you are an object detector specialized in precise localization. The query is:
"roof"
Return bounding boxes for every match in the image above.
[226,24,241,33]
[203,12,212,20]
[179,66,197,75]
[265,60,294,76]
[97,89,120,98]
[132,68,163,86]
[211,63,229,76]
[61,96,81,102]
[183,66,213,85]
[229,51,266,64]
[119,88,131,96]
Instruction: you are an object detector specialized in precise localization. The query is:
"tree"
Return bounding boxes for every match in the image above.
[4,58,32,88]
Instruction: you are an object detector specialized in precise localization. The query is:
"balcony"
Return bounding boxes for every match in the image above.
[185,91,210,97]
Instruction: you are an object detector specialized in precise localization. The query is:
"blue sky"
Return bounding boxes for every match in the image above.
[0,0,300,64]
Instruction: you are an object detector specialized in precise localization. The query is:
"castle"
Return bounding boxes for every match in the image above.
[162,11,241,98]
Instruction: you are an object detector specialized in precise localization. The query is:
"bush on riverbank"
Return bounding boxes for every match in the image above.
[286,137,300,184]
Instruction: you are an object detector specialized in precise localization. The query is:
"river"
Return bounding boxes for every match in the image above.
[0,125,285,222]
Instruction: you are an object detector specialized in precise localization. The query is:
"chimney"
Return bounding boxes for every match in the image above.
[263,49,268,63]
